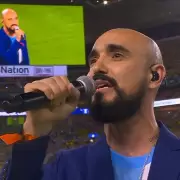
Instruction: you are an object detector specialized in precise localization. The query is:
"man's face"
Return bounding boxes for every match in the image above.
[2,11,19,33]
[87,30,150,124]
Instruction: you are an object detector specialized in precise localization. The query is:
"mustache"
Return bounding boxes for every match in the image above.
[11,24,18,28]
[93,73,125,99]
[93,73,117,86]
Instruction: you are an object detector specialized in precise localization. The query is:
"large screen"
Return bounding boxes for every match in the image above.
[0,4,85,77]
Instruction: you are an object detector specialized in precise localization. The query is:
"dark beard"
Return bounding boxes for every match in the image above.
[7,27,15,34]
[89,73,147,124]
[4,25,16,34]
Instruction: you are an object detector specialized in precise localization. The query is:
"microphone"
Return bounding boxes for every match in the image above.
[1,76,96,113]
[14,26,20,31]
[14,26,25,40]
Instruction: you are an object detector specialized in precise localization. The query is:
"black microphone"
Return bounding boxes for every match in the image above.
[1,76,96,113]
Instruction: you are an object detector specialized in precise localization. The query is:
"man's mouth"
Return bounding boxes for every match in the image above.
[95,80,113,90]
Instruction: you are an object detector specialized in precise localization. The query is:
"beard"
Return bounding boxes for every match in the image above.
[5,25,16,34]
[89,73,147,124]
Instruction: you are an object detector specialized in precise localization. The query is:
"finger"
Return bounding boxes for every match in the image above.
[66,83,80,104]
[52,76,69,86]
[19,29,24,33]
[41,77,69,100]
[24,81,54,100]
[58,76,79,98]
[20,31,25,37]
[60,76,70,86]
[51,76,69,95]
[41,78,61,99]
[17,30,24,36]
[61,76,80,102]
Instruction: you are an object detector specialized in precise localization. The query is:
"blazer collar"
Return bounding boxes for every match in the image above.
[86,136,114,180]
[86,121,180,180]
[148,121,180,180]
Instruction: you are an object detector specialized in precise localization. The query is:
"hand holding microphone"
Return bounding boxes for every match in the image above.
[14,26,25,42]
[2,76,95,137]
[23,76,80,137]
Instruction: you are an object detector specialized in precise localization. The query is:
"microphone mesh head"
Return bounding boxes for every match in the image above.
[14,26,19,30]
[76,76,96,96]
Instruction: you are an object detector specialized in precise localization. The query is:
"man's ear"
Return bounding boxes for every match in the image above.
[148,64,166,89]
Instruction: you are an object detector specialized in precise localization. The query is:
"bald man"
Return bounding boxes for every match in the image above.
[1,29,180,180]
[0,8,29,65]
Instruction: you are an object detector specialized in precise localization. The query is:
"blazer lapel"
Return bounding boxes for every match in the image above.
[86,122,180,180]
[148,122,180,180]
[86,137,114,180]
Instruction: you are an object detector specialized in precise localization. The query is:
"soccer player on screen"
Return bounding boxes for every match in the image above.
[0,8,30,65]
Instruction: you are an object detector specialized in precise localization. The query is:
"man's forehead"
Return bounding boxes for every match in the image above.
[2,9,17,18]
[92,29,152,54]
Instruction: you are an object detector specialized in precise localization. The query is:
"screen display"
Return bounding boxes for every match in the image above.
[0,4,85,77]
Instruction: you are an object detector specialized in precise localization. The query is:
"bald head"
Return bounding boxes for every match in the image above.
[1,8,19,33]
[94,28,163,67]
[1,8,17,18]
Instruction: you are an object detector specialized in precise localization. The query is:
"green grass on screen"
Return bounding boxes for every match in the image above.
[0,4,86,65]
[7,117,13,125]
[7,116,25,126]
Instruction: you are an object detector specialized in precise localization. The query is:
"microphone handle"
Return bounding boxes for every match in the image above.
[2,92,49,113]
[1,81,85,113]
[14,26,25,40]
[21,35,24,41]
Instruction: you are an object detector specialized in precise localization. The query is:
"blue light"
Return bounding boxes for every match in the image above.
[71,108,90,115]
[88,133,99,139]
[83,108,89,114]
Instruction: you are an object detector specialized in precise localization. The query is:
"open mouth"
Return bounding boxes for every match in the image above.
[95,80,113,90]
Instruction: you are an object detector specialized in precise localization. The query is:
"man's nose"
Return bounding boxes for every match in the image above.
[87,58,108,78]
[93,57,108,73]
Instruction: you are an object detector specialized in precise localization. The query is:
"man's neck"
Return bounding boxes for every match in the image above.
[104,107,159,157]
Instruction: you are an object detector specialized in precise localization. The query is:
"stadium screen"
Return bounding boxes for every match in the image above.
[0,4,85,77]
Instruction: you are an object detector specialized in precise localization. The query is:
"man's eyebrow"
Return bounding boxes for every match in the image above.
[107,44,130,54]
[87,44,131,65]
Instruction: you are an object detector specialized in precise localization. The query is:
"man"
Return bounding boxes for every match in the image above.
[1,28,180,180]
[0,8,30,65]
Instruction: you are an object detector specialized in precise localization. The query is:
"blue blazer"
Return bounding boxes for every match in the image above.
[2,122,180,180]
[0,28,30,65]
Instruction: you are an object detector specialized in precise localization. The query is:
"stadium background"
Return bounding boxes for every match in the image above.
[0,0,180,167]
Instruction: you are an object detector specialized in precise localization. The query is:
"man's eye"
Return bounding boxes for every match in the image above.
[112,53,123,58]
[89,59,97,66]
